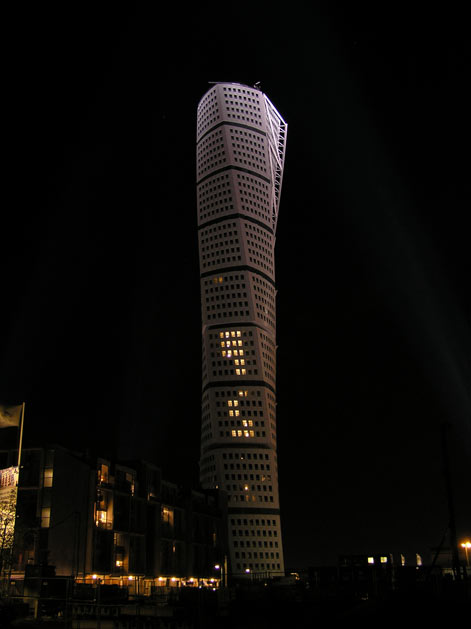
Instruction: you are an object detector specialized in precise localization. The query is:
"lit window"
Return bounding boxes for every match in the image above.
[236,331,241,337]
[380,556,388,564]
[367,557,374,565]
[229,410,234,417]
[98,464,109,484]
[241,369,246,375]
[225,332,230,338]
[235,410,240,417]
[231,331,236,337]
[97,510,107,523]
[238,340,243,346]
[232,430,237,437]
[236,369,241,375]
[43,468,53,488]
[228,401,233,407]
[125,472,135,495]
[162,506,174,527]
[219,333,224,338]
[227,351,232,358]
[41,507,51,528]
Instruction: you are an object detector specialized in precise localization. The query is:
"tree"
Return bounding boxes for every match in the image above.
[0,487,17,595]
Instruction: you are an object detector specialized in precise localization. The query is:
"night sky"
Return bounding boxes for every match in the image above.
[1,5,469,569]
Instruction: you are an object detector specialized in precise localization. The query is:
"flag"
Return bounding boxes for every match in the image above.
[0,404,22,428]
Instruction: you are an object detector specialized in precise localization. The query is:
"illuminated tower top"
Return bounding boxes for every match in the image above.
[197,82,287,232]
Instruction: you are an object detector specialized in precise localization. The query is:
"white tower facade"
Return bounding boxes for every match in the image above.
[196,83,287,578]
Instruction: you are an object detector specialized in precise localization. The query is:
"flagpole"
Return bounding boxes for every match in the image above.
[17,402,25,470]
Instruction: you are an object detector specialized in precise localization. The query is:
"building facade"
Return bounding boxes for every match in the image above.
[196,82,287,578]
[0,445,227,596]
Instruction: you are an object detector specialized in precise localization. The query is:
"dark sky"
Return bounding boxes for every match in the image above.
[1,4,469,568]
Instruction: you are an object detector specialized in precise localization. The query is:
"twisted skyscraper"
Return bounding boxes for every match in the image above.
[196,83,287,578]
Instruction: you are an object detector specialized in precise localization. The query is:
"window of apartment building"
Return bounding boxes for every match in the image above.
[161,505,174,530]
[41,507,50,528]
[98,463,109,484]
[43,467,53,488]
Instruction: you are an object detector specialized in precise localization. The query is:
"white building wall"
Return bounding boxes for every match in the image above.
[197,83,287,579]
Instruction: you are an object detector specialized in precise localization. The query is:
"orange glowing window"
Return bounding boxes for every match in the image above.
[43,468,53,488]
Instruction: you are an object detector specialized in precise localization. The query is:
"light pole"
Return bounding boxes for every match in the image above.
[214,563,224,588]
[461,541,471,567]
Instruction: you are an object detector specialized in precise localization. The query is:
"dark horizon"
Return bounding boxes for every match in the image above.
[1,5,469,569]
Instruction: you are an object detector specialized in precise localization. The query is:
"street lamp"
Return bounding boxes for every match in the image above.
[461,541,471,567]
[214,564,224,588]
[214,555,228,587]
